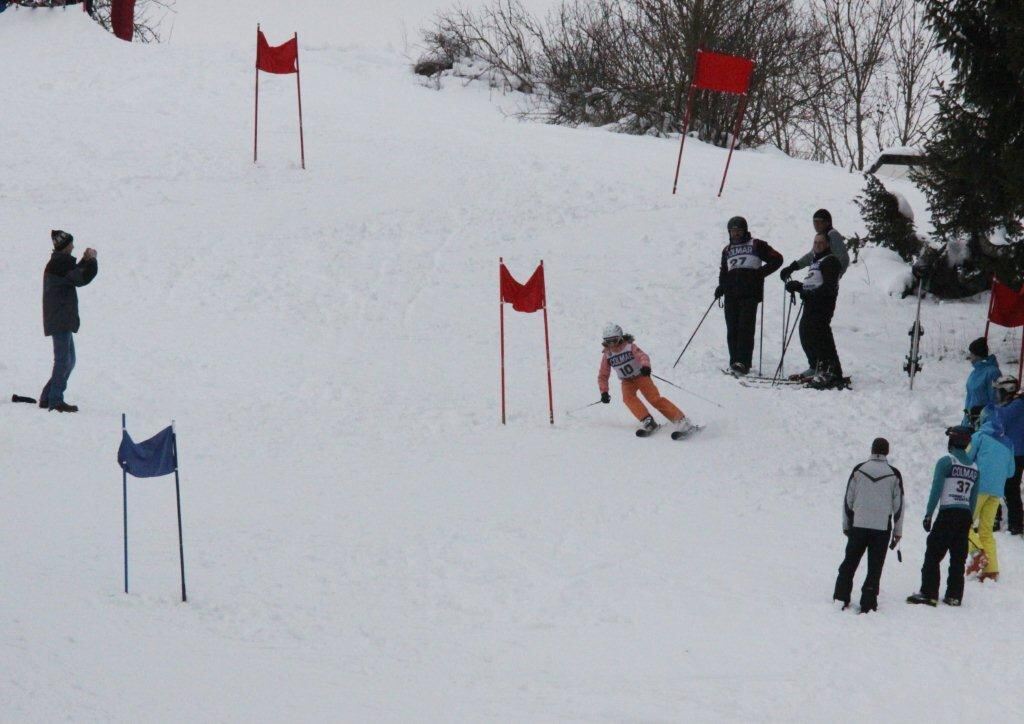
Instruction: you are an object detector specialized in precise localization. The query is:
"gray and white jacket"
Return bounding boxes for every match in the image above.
[796,228,849,276]
[843,454,904,536]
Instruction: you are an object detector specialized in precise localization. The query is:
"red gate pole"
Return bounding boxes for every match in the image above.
[671,85,697,195]
[541,260,554,425]
[500,258,507,425]
[717,94,748,197]
[294,32,306,170]
[254,25,260,164]
[1018,329,1024,383]
[985,274,996,339]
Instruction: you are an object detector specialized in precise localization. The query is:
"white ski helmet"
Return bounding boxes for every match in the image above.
[994,375,1019,396]
[602,323,624,341]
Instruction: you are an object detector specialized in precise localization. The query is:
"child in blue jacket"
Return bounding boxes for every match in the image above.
[963,337,1001,427]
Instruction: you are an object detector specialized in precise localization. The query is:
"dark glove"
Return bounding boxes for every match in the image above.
[785,280,803,294]
[780,262,799,281]
[640,366,651,377]
[714,285,724,299]
[922,516,931,533]
[889,534,901,550]
[600,391,611,404]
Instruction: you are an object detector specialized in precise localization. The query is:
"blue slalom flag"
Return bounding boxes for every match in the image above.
[118,426,176,478]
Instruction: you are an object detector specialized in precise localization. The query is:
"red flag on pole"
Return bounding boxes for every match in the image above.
[693,50,755,95]
[257,30,298,74]
[988,279,1024,327]
[500,263,546,313]
[499,260,554,425]
[110,0,135,42]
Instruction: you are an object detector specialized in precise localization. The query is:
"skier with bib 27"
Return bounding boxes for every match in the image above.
[907,426,979,607]
[784,232,844,388]
[714,216,783,376]
[598,324,695,435]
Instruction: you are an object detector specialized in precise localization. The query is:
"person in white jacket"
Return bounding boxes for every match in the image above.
[833,438,904,612]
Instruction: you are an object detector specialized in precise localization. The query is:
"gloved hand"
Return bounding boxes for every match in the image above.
[600,391,611,404]
[714,285,724,299]
[889,534,901,550]
[780,262,799,281]
[640,366,651,377]
[922,516,932,533]
[785,280,803,294]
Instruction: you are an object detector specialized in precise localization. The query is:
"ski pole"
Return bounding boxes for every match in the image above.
[566,399,603,416]
[672,297,718,369]
[772,300,803,384]
[758,299,764,376]
[651,373,723,409]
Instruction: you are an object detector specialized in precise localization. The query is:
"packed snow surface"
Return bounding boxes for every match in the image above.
[2,7,1023,721]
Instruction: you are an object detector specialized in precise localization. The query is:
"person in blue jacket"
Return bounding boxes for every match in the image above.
[992,375,1024,535]
[965,407,1015,582]
[963,337,1001,427]
[907,426,980,607]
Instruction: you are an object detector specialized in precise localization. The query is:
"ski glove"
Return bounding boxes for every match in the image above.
[784,280,804,294]
[714,285,724,300]
[923,516,932,533]
[600,392,611,404]
[780,262,799,281]
[640,366,651,377]
[890,534,901,549]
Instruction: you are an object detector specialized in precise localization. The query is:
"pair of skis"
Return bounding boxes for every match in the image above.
[905,277,926,389]
[636,424,703,440]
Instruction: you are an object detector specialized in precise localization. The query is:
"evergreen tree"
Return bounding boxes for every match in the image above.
[855,174,921,262]
[914,0,1024,284]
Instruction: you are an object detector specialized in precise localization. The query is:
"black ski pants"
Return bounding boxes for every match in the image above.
[724,295,759,369]
[995,457,1024,534]
[799,303,842,377]
[834,527,889,609]
[920,508,972,600]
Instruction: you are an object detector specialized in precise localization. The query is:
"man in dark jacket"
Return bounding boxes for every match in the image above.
[785,232,843,388]
[40,230,98,412]
[714,216,783,375]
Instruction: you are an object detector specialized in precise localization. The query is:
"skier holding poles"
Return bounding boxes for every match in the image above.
[714,216,783,376]
[598,324,698,438]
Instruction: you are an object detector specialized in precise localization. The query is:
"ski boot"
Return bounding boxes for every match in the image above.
[906,592,938,606]
[966,550,989,576]
[942,596,962,607]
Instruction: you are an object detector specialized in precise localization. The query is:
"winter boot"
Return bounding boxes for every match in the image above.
[906,592,938,606]
[966,550,988,575]
[942,596,962,606]
[49,402,78,413]
[979,571,999,583]
[730,362,749,376]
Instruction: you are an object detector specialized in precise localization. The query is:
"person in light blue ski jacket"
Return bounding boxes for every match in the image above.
[963,337,1001,427]
[966,409,1015,580]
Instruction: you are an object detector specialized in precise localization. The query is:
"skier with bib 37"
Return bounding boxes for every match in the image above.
[714,216,783,376]
[907,426,979,607]
[598,324,696,436]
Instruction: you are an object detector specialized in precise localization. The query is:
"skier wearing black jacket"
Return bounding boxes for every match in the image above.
[785,232,843,389]
[40,230,98,412]
[714,216,783,375]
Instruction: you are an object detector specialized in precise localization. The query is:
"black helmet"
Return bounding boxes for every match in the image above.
[727,216,748,233]
[946,425,973,450]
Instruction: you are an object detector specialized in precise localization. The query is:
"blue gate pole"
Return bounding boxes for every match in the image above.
[122,413,129,594]
[172,422,187,603]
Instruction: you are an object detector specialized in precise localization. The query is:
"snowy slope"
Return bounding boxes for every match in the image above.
[3,7,1023,721]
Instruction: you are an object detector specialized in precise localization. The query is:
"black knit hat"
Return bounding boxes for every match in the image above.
[51,229,73,251]
[727,216,748,233]
[968,337,989,358]
[812,208,832,224]
[871,437,889,456]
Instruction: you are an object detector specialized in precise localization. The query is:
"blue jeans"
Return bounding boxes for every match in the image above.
[42,332,76,407]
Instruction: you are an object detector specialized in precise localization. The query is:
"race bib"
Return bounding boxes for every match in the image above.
[607,345,642,380]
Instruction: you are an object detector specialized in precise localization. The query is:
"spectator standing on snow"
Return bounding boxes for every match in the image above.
[908,426,980,607]
[833,437,904,612]
[40,230,97,413]
[779,208,850,284]
[965,407,1014,582]
[714,216,783,377]
[992,376,1024,535]
[598,323,696,437]
[962,337,1001,428]
[784,232,845,388]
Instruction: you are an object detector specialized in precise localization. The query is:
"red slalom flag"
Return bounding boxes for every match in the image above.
[988,278,1024,328]
[500,263,546,313]
[110,0,135,42]
[257,30,298,74]
[692,49,755,95]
